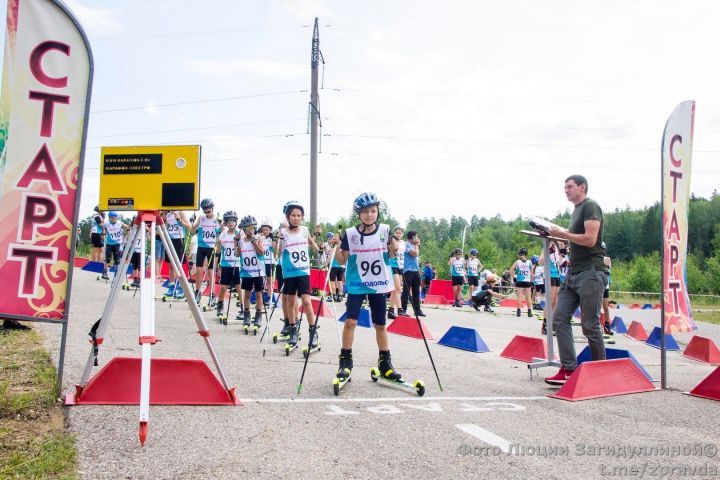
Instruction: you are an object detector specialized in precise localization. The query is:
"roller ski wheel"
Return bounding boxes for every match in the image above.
[161,296,168,302]
[217,314,227,325]
[302,344,321,359]
[253,325,259,336]
[243,325,250,335]
[272,333,279,344]
[202,305,208,312]
[369,367,425,396]
[285,342,300,356]
[332,375,351,396]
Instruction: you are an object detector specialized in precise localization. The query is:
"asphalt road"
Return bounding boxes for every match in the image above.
[39,269,720,480]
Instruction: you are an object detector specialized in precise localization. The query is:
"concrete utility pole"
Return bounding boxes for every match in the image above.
[309,17,320,226]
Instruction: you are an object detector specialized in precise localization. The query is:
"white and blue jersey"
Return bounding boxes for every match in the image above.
[606,264,611,289]
[219,228,239,268]
[91,215,103,234]
[389,239,405,269]
[196,215,219,248]
[515,259,532,282]
[105,221,123,246]
[342,224,394,295]
[549,253,560,279]
[467,258,480,277]
[533,266,544,285]
[280,226,311,278]
[450,257,466,277]
[239,236,265,278]
[166,213,185,240]
[262,235,274,265]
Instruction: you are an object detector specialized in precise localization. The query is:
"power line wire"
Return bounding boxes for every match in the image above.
[88,118,305,139]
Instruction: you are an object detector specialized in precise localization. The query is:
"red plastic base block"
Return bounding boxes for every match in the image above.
[625,321,649,341]
[550,358,657,401]
[500,335,554,363]
[424,294,448,305]
[299,297,332,317]
[160,261,189,278]
[73,257,90,268]
[65,357,239,405]
[427,280,455,304]
[683,336,720,365]
[309,269,329,293]
[499,298,519,308]
[688,366,720,402]
[387,315,434,340]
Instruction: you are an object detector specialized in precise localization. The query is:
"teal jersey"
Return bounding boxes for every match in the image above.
[105,221,123,246]
[196,215,219,248]
[344,224,394,295]
[515,259,532,282]
[166,213,185,239]
[91,215,103,234]
[219,229,239,268]
[280,226,311,278]
[549,253,560,279]
[450,257,466,277]
[262,235,274,265]
[239,236,266,278]
[467,258,480,277]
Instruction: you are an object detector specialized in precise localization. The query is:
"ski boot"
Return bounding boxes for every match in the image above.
[333,349,353,395]
[603,323,614,336]
[194,289,202,303]
[100,271,110,281]
[528,309,533,318]
[273,319,291,344]
[252,311,262,335]
[285,323,300,355]
[387,307,397,319]
[216,301,227,325]
[131,279,140,289]
[242,310,251,334]
[370,351,425,396]
[484,306,494,313]
[541,318,547,335]
[162,284,175,302]
[173,286,185,300]
[516,308,521,317]
[303,325,321,358]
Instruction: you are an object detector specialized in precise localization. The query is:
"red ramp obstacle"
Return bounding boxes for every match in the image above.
[299,297,332,317]
[550,358,657,401]
[160,261,188,277]
[683,336,720,364]
[500,335,555,363]
[687,366,720,402]
[499,298,519,308]
[423,294,448,305]
[427,279,454,304]
[66,357,239,405]
[626,321,649,341]
[309,269,329,293]
[387,315,434,340]
[74,257,90,268]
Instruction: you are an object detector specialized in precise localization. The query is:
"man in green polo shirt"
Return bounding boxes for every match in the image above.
[545,175,609,385]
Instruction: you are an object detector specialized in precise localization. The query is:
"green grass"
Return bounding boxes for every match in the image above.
[0,329,77,479]
[693,310,720,326]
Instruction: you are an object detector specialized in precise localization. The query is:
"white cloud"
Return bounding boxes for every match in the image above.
[63,0,119,34]
[144,100,159,117]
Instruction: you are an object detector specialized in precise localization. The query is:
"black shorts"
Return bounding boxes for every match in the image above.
[515,281,533,289]
[330,267,345,282]
[551,277,560,287]
[392,267,402,276]
[131,252,141,270]
[196,247,215,269]
[468,276,479,287]
[535,284,545,294]
[345,293,388,326]
[241,276,265,292]
[603,289,609,299]
[105,244,121,265]
[220,267,240,286]
[265,264,274,277]
[91,233,104,248]
[282,275,310,297]
[452,276,465,286]
[166,238,186,262]
[275,264,284,289]
[472,291,491,306]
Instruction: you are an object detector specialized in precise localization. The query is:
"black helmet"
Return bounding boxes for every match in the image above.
[353,192,380,213]
[93,205,100,212]
[240,215,257,228]
[283,200,304,217]
[454,248,462,255]
[223,210,238,223]
[200,198,214,210]
[518,247,528,256]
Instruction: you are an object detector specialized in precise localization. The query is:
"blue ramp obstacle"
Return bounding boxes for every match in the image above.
[438,326,490,353]
[81,261,105,273]
[339,309,372,328]
[645,327,680,351]
[610,316,628,334]
[577,346,653,382]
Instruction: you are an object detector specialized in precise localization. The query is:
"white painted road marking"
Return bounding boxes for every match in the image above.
[455,424,512,453]
[240,396,548,404]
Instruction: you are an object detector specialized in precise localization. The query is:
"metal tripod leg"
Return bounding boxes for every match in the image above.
[78,224,141,388]
[528,237,561,376]
[158,224,232,391]
[138,218,155,446]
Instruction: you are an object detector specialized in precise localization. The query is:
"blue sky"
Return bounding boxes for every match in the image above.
[7,0,720,225]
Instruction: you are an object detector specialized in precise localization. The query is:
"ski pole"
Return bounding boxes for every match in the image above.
[407,276,443,392]
[297,244,337,394]
[260,243,280,355]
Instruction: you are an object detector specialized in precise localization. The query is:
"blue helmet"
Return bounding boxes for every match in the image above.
[470,248,478,256]
[353,192,380,213]
[283,200,304,217]
[325,232,334,239]
[108,211,118,218]
[531,255,539,265]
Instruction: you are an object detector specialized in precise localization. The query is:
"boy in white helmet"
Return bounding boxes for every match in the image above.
[191,198,221,303]
[215,211,241,319]
[237,215,266,332]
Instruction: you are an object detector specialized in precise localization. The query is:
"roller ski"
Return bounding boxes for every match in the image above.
[369,352,425,396]
[242,310,251,334]
[202,294,217,312]
[216,301,227,325]
[302,326,321,359]
[285,324,301,356]
[332,349,353,396]
[272,319,291,344]
[251,311,262,335]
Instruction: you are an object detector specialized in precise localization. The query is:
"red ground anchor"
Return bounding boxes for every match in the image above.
[423,294,447,305]
[683,336,720,365]
[499,298,519,308]
[427,280,455,304]
[625,321,649,341]
[550,358,657,401]
[387,315,434,340]
[500,335,555,363]
[299,297,332,317]
[687,366,720,402]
